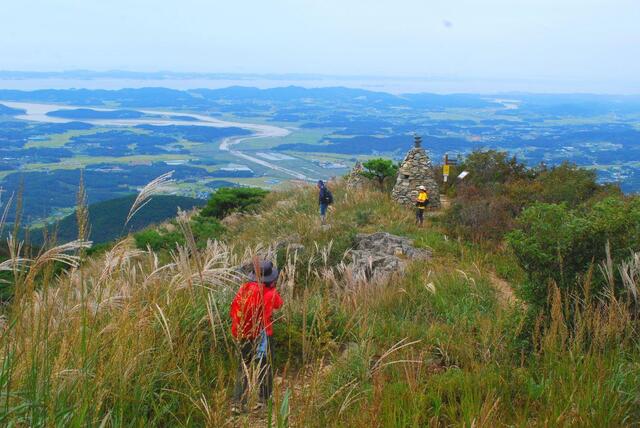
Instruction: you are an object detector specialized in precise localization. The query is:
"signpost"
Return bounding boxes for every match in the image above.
[443,154,469,183]
[442,164,450,182]
[443,154,456,182]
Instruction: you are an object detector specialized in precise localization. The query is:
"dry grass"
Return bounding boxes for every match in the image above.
[125,170,174,226]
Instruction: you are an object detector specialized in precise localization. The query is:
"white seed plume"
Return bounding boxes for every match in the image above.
[125,171,174,226]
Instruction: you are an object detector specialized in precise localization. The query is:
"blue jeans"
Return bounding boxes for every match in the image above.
[320,203,328,216]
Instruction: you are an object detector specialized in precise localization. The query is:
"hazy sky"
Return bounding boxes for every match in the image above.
[1,0,639,92]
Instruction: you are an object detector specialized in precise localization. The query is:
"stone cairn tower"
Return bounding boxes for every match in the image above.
[391,135,441,208]
[345,160,370,189]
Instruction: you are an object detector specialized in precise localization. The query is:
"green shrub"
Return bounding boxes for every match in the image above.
[586,196,640,261]
[361,158,398,190]
[536,162,601,207]
[457,149,531,189]
[200,187,269,219]
[507,203,591,306]
[444,152,620,243]
[507,196,640,308]
[134,227,184,251]
[443,187,515,242]
[189,215,226,247]
[134,216,225,251]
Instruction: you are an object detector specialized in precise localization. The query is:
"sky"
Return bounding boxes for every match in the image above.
[1,0,639,93]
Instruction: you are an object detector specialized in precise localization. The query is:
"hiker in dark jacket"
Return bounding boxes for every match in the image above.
[230,259,283,413]
[317,180,333,225]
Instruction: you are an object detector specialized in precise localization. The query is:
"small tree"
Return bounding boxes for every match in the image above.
[459,149,530,188]
[200,187,269,219]
[360,158,398,190]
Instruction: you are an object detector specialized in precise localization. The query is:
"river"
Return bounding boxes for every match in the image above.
[0,101,314,181]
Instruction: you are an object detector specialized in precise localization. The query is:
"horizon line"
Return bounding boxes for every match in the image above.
[0,70,638,96]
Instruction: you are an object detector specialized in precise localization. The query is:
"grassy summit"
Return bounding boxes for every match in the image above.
[0,172,639,426]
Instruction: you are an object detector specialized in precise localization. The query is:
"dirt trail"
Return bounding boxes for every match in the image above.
[425,194,450,218]
[430,194,519,306]
[439,194,451,210]
[488,271,518,306]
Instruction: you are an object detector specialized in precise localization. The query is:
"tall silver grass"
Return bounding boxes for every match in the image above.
[125,170,174,226]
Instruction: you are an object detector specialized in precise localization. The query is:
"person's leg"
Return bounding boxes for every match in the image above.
[233,341,253,407]
[320,203,327,225]
[415,208,420,225]
[258,338,274,402]
[418,209,424,226]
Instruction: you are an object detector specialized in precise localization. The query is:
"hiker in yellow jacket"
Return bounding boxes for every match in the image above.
[415,185,429,226]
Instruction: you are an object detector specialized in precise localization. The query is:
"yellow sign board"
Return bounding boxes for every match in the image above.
[443,165,450,176]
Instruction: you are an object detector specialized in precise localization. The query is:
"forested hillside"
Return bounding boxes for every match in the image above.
[31,194,205,245]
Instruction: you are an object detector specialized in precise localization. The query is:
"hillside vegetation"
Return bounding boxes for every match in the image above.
[1,154,640,427]
[31,194,205,245]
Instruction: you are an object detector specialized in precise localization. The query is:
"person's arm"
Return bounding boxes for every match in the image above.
[229,289,241,337]
[230,283,246,317]
[230,292,239,318]
[272,289,283,310]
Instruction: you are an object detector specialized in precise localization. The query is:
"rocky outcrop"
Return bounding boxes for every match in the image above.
[233,234,304,279]
[391,136,440,208]
[220,212,247,228]
[274,233,305,253]
[349,232,431,280]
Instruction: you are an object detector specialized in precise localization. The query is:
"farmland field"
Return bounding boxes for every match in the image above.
[0,87,639,223]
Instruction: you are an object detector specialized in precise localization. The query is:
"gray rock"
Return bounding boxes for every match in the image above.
[287,243,306,253]
[275,233,304,252]
[279,233,301,244]
[349,232,431,280]
[220,212,247,227]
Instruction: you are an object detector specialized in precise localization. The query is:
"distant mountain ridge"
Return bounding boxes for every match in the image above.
[0,70,387,80]
[0,86,502,110]
[2,86,639,114]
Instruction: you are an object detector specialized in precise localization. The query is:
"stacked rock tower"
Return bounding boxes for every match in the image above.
[391,135,441,208]
[344,160,370,190]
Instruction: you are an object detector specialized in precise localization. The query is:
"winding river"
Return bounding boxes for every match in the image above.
[0,101,313,181]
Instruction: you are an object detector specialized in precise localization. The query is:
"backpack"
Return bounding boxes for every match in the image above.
[416,191,429,208]
[322,188,333,205]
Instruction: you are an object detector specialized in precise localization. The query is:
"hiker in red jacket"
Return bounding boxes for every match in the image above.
[230,259,283,413]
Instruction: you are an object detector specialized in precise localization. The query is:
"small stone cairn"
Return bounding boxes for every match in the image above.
[391,135,441,208]
[344,160,370,190]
